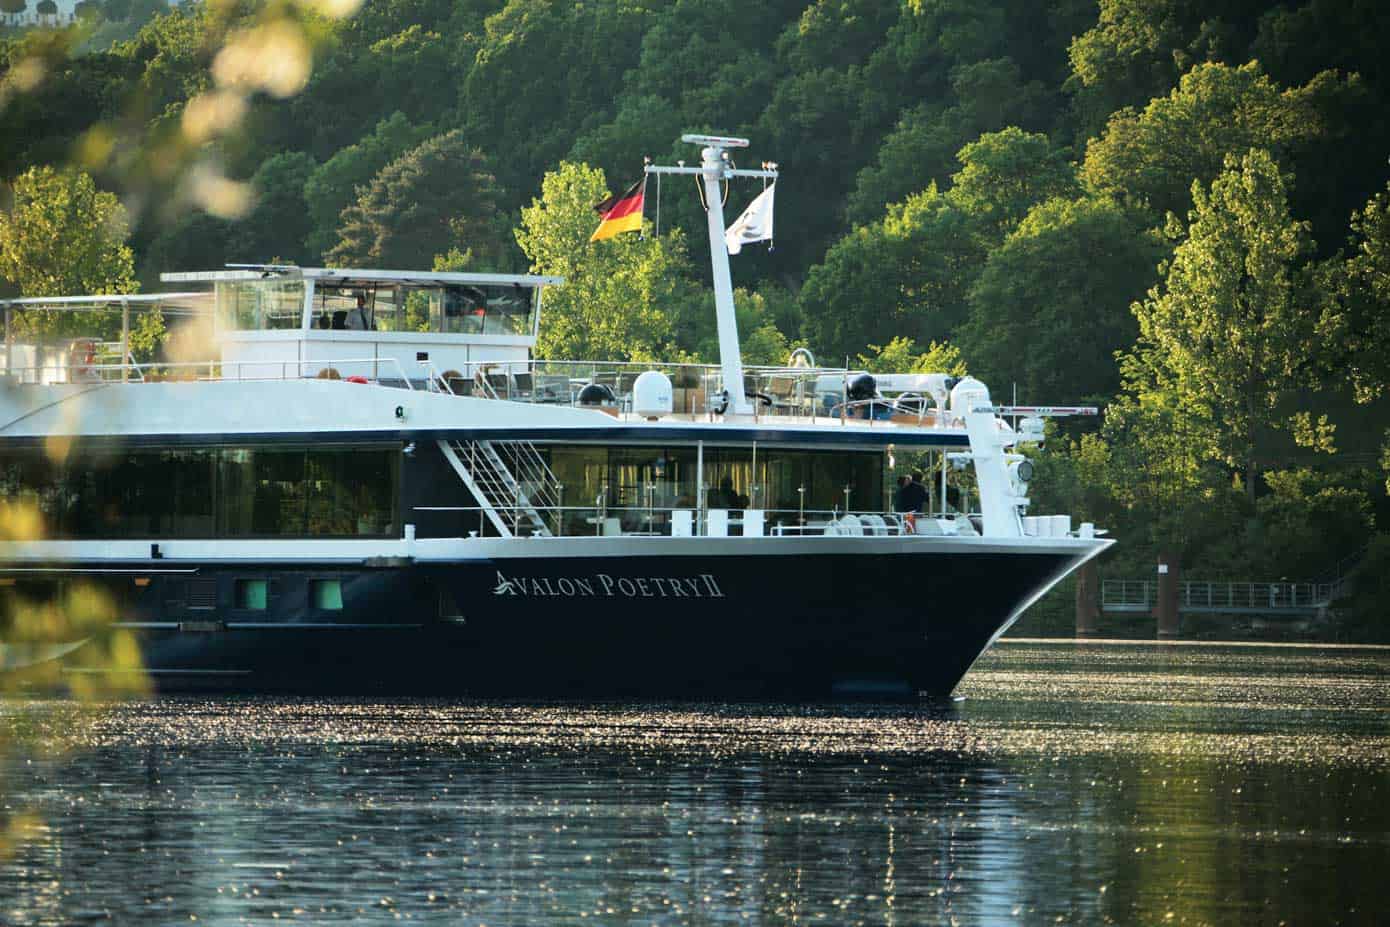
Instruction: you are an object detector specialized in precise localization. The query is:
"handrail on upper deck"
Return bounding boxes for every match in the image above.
[1,356,416,389]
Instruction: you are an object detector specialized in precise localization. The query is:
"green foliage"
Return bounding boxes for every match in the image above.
[1244,467,1373,576]
[302,111,433,258]
[232,151,316,264]
[1125,148,1325,500]
[948,127,1078,239]
[799,185,982,363]
[0,165,136,298]
[1323,181,1390,404]
[1081,62,1345,223]
[460,0,655,200]
[1339,531,1390,641]
[802,127,1073,362]
[516,162,693,362]
[326,129,508,269]
[857,336,967,376]
[960,195,1164,403]
[846,59,1052,225]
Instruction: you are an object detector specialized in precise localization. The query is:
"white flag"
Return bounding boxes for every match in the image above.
[725,183,775,255]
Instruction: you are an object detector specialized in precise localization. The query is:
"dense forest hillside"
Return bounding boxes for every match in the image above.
[4,0,1390,633]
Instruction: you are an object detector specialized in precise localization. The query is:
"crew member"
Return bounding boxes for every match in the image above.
[346,292,371,330]
[896,472,928,514]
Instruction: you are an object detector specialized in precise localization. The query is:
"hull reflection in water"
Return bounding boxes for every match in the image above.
[1,642,1387,926]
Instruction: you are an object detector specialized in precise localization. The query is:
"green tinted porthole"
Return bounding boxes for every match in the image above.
[234,579,268,610]
[310,579,343,610]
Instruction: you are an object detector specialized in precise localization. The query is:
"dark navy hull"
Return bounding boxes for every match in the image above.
[9,545,1086,697]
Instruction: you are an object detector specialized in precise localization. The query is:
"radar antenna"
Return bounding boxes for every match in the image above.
[644,135,778,416]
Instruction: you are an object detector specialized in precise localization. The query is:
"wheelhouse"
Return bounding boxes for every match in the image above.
[158,267,561,386]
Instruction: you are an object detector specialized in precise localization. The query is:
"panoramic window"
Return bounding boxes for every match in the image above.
[542,444,884,534]
[215,279,306,331]
[1,445,399,540]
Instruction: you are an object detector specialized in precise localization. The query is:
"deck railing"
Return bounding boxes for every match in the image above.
[423,358,948,425]
[411,504,946,539]
[2,357,417,388]
[4,353,954,427]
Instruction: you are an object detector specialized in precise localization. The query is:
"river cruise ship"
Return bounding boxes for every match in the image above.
[0,136,1110,696]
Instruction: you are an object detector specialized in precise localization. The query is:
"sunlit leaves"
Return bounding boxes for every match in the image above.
[0,165,136,299]
[1125,148,1325,497]
[516,161,693,362]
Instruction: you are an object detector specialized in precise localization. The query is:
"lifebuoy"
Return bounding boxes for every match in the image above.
[68,341,96,380]
[345,375,369,384]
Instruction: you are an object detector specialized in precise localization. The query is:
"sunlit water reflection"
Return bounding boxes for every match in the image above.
[2,641,1387,925]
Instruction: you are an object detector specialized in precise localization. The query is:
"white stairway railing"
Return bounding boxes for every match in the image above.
[437,439,557,537]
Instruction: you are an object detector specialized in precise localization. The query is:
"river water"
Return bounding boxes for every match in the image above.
[1,640,1387,925]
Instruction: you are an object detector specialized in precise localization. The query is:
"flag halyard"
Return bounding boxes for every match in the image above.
[590,177,646,242]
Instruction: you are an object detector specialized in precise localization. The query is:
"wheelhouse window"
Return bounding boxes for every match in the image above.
[434,283,535,336]
[215,279,306,331]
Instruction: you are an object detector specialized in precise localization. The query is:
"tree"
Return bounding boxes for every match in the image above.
[1080,62,1347,224]
[857,336,966,376]
[515,162,695,362]
[326,130,508,270]
[230,151,317,264]
[947,126,1077,240]
[960,196,1163,403]
[302,112,433,259]
[460,0,656,202]
[0,166,136,298]
[0,0,27,17]
[1125,149,1327,502]
[800,128,1072,362]
[846,59,1053,226]
[36,0,56,17]
[798,186,982,362]
[1324,181,1390,403]
[1066,0,1258,136]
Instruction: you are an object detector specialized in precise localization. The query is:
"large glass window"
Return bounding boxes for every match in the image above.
[0,445,399,539]
[215,280,306,331]
[543,444,883,534]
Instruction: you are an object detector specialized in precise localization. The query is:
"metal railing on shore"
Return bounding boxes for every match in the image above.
[1101,580,1343,615]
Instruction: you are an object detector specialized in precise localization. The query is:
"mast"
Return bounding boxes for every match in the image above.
[646,135,778,416]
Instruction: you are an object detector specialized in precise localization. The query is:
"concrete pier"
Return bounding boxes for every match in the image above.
[1075,559,1100,636]
[1156,552,1180,638]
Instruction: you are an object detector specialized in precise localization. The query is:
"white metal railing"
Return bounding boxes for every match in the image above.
[411,503,948,539]
[6,353,958,429]
[417,357,953,426]
[2,357,416,389]
[1101,580,1342,613]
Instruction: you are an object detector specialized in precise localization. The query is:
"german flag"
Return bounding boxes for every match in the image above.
[590,177,646,242]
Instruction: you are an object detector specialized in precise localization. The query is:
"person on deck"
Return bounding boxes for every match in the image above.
[896,472,928,514]
[345,293,371,330]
